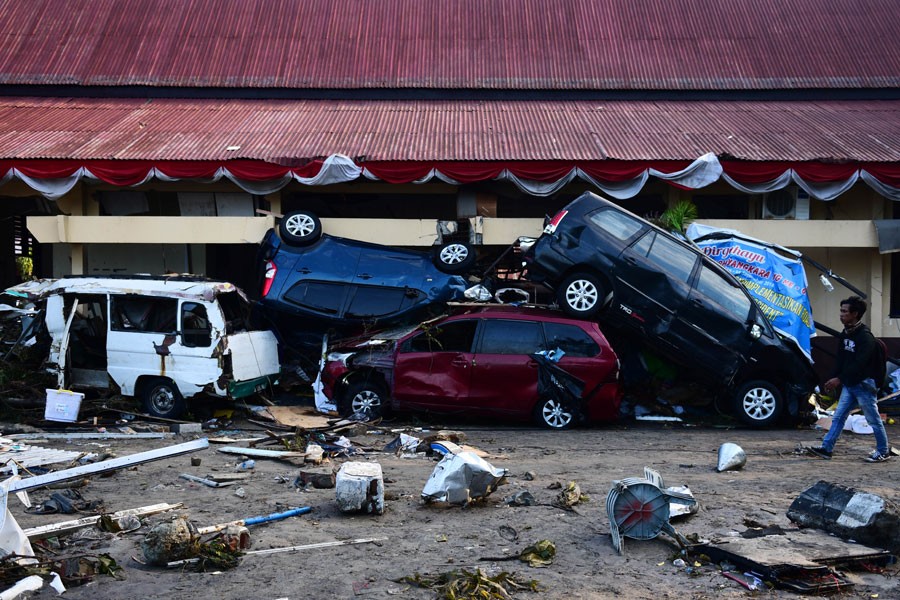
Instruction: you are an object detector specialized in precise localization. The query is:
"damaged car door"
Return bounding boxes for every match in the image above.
[393,319,478,410]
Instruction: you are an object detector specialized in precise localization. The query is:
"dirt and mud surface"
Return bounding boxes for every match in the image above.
[5,414,900,600]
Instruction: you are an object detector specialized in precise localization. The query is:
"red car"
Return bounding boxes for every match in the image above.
[321,306,622,429]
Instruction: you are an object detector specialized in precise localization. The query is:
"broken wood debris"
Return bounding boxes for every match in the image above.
[8,438,209,493]
[179,474,235,488]
[22,503,182,540]
[216,446,304,459]
[7,432,173,440]
[165,536,387,567]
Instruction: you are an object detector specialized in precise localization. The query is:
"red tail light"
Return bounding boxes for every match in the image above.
[544,209,568,234]
[262,261,277,297]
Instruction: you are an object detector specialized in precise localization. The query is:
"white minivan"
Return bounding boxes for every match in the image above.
[4,276,280,419]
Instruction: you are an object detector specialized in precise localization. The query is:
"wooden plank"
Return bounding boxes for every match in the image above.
[23,503,182,540]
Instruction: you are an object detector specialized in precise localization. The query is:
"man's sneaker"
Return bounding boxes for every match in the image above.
[806,446,832,460]
[865,450,891,463]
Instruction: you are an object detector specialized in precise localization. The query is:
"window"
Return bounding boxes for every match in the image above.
[284,281,346,315]
[646,234,697,284]
[589,209,643,242]
[401,320,477,353]
[181,302,212,347]
[695,266,752,321]
[478,320,543,354]
[218,291,250,333]
[345,287,420,319]
[542,322,600,357]
[110,296,177,333]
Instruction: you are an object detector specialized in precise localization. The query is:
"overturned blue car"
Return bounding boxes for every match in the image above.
[252,210,472,360]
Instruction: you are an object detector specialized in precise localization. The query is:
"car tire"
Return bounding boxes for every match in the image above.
[433,241,476,274]
[338,379,388,419]
[557,272,605,318]
[733,380,783,427]
[533,397,576,430]
[141,378,186,419]
[279,210,323,246]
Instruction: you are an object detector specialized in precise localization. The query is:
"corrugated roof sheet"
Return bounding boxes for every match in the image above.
[0,97,897,162]
[0,0,897,90]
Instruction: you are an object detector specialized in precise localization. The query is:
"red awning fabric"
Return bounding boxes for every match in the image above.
[2,153,899,202]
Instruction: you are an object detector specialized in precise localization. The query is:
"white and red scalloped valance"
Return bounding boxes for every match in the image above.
[2,153,899,201]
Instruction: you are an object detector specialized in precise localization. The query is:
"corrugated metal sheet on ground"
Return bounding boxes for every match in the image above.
[0,0,897,90]
[0,442,82,474]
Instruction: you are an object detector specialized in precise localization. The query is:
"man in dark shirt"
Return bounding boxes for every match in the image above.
[808,296,891,462]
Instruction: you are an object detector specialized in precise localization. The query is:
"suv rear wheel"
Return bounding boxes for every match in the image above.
[733,380,783,427]
[434,241,476,274]
[557,272,606,318]
[280,210,323,246]
[339,379,388,419]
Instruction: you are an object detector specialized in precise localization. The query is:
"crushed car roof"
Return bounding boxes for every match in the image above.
[4,275,246,302]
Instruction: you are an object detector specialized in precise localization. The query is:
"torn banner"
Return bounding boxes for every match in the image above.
[687,224,815,360]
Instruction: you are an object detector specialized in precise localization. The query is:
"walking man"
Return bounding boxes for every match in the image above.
[808,296,891,462]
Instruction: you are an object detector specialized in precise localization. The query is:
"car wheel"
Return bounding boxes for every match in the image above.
[533,397,576,429]
[733,380,783,427]
[434,241,476,274]
[141,379,186,419]
[557,272,605,318]
[338,379,388,419]
[279,210,323,246]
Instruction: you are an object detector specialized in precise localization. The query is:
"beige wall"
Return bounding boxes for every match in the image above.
[20,178,898,336]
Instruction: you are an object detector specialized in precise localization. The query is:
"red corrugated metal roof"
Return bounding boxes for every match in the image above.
[0,0,897,90]
[0,97,897,162]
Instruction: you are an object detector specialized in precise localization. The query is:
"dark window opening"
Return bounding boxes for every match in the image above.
[542,323,600,357]
[401,320,478,353]
[181,302,212,347]
[478,319,543,354]
[345,286,421,319]
[110,296,178,333]
[891,204,900,317]
[692,195,751,219]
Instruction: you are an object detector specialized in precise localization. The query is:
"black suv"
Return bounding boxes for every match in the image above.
[523,191,818,427]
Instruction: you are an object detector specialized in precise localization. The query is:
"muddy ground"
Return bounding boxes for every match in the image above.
[4,412,900,600]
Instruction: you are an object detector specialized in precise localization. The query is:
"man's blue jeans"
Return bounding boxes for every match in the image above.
[822,378,889,455]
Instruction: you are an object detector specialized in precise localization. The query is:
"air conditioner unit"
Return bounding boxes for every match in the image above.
[762,187,810,220]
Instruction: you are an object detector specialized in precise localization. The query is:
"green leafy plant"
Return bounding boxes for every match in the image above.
[14,255,33,281]
[657,201,698,236]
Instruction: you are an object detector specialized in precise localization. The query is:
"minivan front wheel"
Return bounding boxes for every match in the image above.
[279,210,323,246]
[533,397,576,429]
[339,379,388,420]
[733,380,783,428]
[141,379,186,419]
[558,272,605,318]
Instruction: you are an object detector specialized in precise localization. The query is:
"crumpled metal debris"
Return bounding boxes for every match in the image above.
[716,442,746,472]
[422,442,506,506]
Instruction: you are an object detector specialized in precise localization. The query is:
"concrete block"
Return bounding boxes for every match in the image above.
[170,422,203,434]
[336,461,384,515]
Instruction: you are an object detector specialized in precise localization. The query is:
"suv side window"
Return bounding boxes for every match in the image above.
[284,281,346,315]
[542,322,600,357]
[401,320,477,353]
[695,265,752,321]
[345,286,420,319]
[635,232,697,284]
[478,319,543,354]
[589,209,643,241]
